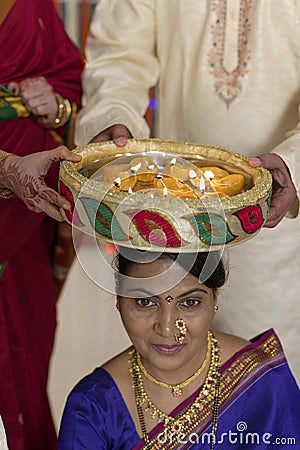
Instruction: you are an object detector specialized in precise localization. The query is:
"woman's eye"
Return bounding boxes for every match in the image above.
[180,298,201,308]
[135,298,156,307]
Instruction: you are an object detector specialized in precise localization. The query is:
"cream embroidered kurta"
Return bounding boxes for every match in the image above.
[75,0,300,382]
[0,417,8,450]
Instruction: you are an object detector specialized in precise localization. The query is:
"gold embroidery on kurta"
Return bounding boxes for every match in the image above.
[209,0,253,107]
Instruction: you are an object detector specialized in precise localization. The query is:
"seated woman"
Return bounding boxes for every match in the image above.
[58,249,300,449]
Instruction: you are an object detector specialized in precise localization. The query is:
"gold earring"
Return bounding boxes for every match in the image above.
[214,304,219,312]
[174,319,187,343]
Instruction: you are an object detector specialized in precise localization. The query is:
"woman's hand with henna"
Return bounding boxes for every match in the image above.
[0,146,81,221]
[8,76,58,128]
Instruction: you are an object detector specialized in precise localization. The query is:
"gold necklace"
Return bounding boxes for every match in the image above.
[136,331,212,397]
[130,331,221,447]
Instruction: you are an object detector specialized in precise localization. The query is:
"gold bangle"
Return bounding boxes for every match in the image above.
[0,188,15,199]
[52,94,72,129]
[0,150,15,198]
[0,150,12,163]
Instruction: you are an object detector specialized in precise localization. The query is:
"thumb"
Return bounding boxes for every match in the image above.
[48,146,82,163]
[111,125,131,147]
[249,157,262,168]
[7,82,20,95]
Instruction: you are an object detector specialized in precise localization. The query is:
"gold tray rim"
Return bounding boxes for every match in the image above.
[59,139,272,209]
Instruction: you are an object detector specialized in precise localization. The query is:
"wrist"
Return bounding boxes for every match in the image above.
[51,94,72,129]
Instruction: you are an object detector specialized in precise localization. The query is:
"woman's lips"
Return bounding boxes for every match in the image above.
[152,344,184,355]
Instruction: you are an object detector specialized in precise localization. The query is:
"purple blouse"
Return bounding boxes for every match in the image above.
[58,368,140,449]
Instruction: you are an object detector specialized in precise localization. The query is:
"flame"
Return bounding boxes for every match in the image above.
[130,162,142,174]
[114,177,121,187]
[189,169,197,179]
[204,170,215,180]
[199,176,206,193]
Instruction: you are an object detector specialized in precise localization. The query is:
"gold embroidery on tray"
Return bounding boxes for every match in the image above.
[209,0,253,107]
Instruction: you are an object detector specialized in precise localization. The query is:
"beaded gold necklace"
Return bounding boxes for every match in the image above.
[130,331,221,450]
[136,331,212,397]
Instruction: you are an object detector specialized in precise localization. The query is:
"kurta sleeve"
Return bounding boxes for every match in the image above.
[272,135,300,194]
[75,0,159,145]
[270,109,300,217]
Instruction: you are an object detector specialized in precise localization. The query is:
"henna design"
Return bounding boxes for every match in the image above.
[0,156,46,208]
[0,149,72,219]
[41,189,60,205]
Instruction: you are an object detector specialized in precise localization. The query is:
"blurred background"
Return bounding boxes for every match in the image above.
[54,0,97,54]
[49,0,131,431]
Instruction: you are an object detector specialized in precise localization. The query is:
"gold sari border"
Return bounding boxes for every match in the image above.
[142,330,283,450]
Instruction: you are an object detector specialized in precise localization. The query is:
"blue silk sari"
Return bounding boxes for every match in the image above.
[58,330,300,449]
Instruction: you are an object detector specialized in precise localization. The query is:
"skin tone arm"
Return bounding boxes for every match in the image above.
[0,76,81,220]
[0,147,81,221]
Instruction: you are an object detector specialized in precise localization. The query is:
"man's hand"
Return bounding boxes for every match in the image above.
[91,124,132,147]
[0,146,81,221]
[249,153,297,228]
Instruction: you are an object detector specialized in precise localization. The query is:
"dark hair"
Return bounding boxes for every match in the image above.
[115,248,227,296]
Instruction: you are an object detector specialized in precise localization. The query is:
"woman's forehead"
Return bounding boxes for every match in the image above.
[119,257,205,297]
[125,256,186,277]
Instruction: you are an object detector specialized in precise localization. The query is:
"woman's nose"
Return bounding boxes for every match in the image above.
[154,308,176,338]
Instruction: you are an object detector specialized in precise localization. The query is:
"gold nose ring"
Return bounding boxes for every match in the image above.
[174,319,187,343]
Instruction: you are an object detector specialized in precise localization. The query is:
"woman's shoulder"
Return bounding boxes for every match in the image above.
[67,347,132,401]
[214,330,250,365]
[102,347,133,394]
[103,346,133,373]
[59,349,139,449]
[214,329,295,383]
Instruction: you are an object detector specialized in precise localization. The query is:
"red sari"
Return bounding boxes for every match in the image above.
[0,1,83,449]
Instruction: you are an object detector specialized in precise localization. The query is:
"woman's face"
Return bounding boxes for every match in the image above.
[117,256,216,374]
